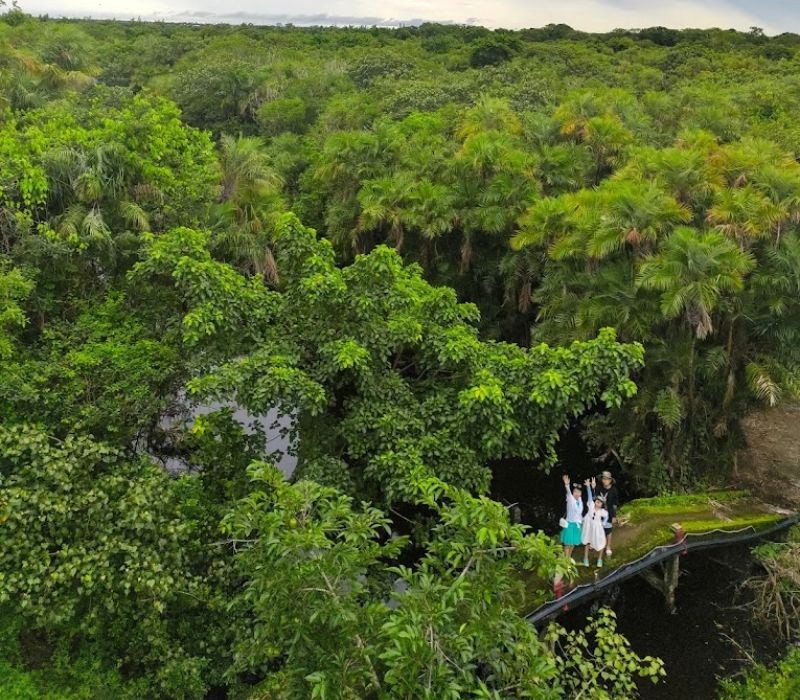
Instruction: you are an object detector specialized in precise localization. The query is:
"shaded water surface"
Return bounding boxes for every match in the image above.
[615,543,783,699]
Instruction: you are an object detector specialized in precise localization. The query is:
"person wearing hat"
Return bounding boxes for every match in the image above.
[597,470,619,557]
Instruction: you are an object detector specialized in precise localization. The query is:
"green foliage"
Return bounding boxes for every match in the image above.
[470,39,515,68]
[257,96,309,136]
[0,263,32,358]
[226,463,653,698]
[0,425,213,697]
[1,89,217,235]
[719,648,800,699]
[516,135,800,487]
[16,13,800,696]
[0,294,183,441]
[0,610,145,699]
[182,214,643,501]
[546,609,666,699]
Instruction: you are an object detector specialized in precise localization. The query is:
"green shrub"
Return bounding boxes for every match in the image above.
[719,648,800,699]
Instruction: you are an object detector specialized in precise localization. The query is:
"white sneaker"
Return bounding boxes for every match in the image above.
[605,548,612,557]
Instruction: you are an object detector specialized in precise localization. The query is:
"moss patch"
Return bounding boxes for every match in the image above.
[621,490,750,520]
[679,513,782,534]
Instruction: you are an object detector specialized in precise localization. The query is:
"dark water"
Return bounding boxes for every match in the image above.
[548,543,785,699]
[616,543,784,699]
[490,428,785,699]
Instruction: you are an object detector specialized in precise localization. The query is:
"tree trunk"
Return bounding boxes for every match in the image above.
[722,319,736,411]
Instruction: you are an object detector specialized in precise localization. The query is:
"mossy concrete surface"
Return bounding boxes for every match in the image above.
[521,490,792,613]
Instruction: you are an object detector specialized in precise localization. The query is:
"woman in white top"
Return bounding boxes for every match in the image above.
[559,474,583,560]
[581,477,608,568]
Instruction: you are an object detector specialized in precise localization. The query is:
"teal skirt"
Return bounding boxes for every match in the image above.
[560,521,582,546]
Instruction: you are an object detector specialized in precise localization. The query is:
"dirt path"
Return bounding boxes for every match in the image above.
[739,403,800,508]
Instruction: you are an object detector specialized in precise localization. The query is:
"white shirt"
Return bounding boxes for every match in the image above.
[565,486,583,523]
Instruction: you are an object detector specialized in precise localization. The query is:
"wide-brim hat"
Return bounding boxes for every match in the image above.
[600,470,615,482]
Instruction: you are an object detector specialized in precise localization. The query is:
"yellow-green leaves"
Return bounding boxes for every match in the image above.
[0,264,32,359]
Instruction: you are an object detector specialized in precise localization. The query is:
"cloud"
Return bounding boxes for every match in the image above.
[158,11,456,26]
[21,0,783,33]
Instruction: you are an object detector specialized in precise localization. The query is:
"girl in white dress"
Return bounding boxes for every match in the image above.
[581,478,608,568]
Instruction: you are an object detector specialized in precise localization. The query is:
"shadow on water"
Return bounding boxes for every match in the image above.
[490,425,785,699]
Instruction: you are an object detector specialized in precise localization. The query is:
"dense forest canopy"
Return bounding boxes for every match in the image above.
[2,5,800,697]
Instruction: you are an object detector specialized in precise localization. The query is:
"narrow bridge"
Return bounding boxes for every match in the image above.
[524,492,799,626]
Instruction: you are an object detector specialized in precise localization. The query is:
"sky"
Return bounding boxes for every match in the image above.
[18,0,798,34]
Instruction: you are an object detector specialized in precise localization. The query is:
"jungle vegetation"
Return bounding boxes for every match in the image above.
[2,5,800,696]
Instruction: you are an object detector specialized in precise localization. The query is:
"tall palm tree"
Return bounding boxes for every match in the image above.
[706,185,781,248]
[455,97,522,141]
[751,165,800,245]
[218,134,281,207]
[357,175,412,250]
[511,196,576,252]
[312,130,382,254]
[637,226,755,417]
[620,145,721,215]
[44,143,150,258]
[586,181,691,259]
[536,142,592,195]
[212,134,284,283]
[743,234,800,406]
[637,227,754,339]
[456,133,536,271]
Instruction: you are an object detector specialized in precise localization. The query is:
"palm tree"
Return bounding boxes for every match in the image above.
[357,175,412,250]
[0,39,94,111]
[456,133,536,272]
[500,247,542,315]
[751,165,800,245]
[713,138,786,188]
[637,227,753,339]
[586,181,691,259]
[552,91,634,181]
[536,143,592,195]
[620,145,721,215]
[637,226,755,417]
[511,196,575,251]
[706,185,781,248]
[44,143,150,258]
[581,114,632,182]
[312,130,382,254]
[218,134,281,207]
[406,179,457,269]
[212,134,284,283]
[456,97,521,141]
[574,261,661,342]
[743,234,800,406]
